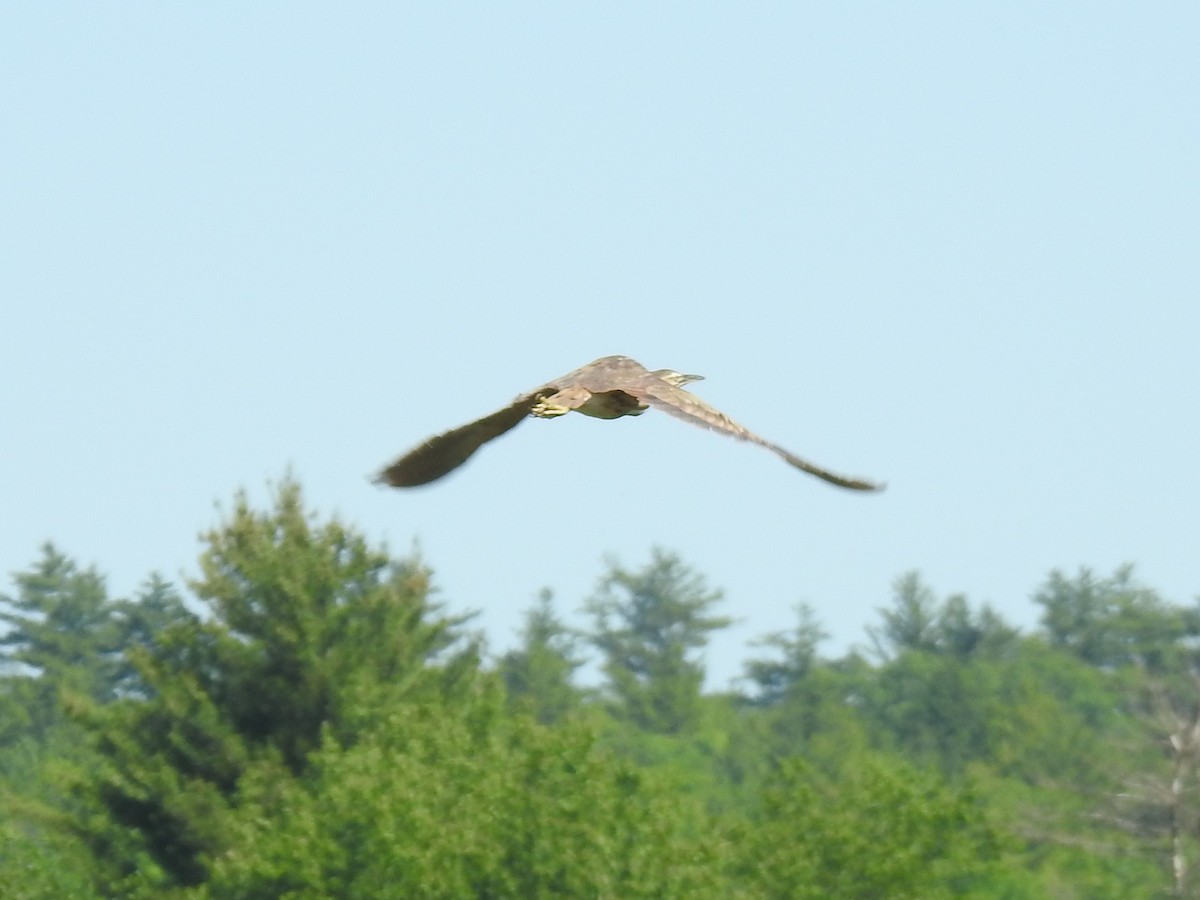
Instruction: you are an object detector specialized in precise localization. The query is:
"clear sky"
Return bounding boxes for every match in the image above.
[3,4,1197,688]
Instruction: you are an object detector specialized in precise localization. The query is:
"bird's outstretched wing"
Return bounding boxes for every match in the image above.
[374,393,541,487]
[373,359,629,488]
[375,355,883,491]
[628,375,884,492]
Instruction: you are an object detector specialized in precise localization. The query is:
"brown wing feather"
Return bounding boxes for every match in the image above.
[373,360,601,488]
[631,377,884,492]
[375,393,541,487]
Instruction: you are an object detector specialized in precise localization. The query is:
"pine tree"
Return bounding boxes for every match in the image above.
[0,544,121,722]
[584,548,729,734]
[72,478,478,894]
[1035,565,1200,672]
[109,573,194,699]
[743,602,829,706]
[498,589,584,724]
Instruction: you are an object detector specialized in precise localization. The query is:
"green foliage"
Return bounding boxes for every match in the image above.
[742,602,828,706]
[0,695,107,898]
[0,816,102,900]
[0,546,129,897]
[0,543,121,710]
[498,589,584,724]
[195,695,722,899]
[589,692,754,821]
[185,479,476,766]
[860,632,1137,781]
[752,657,874,776]
[1035,564,1200,673]
[869,572,1017,662]
[868,572,942,658]
[5,478,1199,898]
[730,755,1011,899]
[108,574,195,699]
[970,768,1167,899]
[936,594,1019,661]
[70,478,479,894]
[585,548,730,734]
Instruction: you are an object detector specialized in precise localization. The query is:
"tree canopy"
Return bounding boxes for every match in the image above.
[2,476,1197,897]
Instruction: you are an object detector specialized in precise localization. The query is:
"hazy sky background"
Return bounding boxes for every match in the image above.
[3,4,1197,688]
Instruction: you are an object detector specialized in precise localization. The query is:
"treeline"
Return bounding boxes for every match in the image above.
[2,478,1197,897]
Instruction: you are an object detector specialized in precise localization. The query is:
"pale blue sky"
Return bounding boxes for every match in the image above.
[3,4,1197,687]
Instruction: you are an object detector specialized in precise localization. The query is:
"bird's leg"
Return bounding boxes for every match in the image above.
[531,386,590,418]
[531,400,572,418]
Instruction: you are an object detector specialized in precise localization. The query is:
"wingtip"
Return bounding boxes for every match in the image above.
[838,479,886,492]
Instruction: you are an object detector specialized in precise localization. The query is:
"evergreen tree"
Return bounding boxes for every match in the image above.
[1035,565,1200,673]
[109,574,195,699]
[854,576,1131,776]
[0,546,123,897]
[935,594,1018,661]
[742,602,828,706]
[72,478,478,895]
[867,571,941,659]
[498,589,584,724]
[0,543,121,710]
[8,488,1196,896]
[584,549,730,734]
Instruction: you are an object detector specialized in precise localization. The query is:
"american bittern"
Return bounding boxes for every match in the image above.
[375,355,883,491]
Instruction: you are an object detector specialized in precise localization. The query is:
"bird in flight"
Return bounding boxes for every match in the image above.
[375,355,883,491]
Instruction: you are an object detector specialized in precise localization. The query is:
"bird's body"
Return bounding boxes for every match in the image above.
[375,355,883,491]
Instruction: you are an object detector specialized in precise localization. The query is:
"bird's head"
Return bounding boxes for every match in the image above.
[653,368,705,388]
